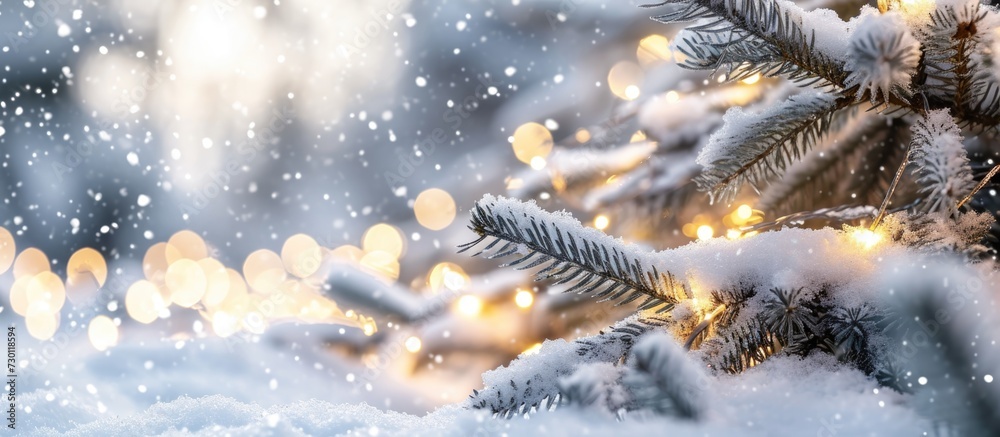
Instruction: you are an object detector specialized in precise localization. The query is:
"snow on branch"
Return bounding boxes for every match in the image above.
[466,316,672,417]
[461,195,688,313]
[844,11,921,106]
[695,92,850,203]
[650,0,849,87]
[908,109,975,216]
[624,333,708,419]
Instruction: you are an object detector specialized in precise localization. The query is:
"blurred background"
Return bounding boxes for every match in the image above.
[0,0,761,423]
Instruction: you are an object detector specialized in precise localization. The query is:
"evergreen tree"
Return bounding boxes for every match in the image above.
[461,0,1000,433]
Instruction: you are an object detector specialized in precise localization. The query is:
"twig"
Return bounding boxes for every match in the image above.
[957,163,1000,209]
[871,143,912,230]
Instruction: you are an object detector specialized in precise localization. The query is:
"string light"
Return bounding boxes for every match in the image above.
[594,215,610,231]
[625,85,641,100]
[405,336,422,353]
[530,156,547,170]
[456,295,483,316]
[1,228,375,342]
[697,225,714,241]
[736,205,753,221]
[850,228,883,250]
[428,262,468,293]
[514,289,534,308]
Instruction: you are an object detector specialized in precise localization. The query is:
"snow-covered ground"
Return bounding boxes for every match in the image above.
[18,332,924,436]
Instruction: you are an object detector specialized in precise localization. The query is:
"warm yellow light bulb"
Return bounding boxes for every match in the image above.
[515,290,534,308]
[456,295,483,316]
[696,225,714,241]
[594,215,610,231]
[736,204,753,221]
[625,85,641,100]
[850,228,883,250]
[405,336,422,353]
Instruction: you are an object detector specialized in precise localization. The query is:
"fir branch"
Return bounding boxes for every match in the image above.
[710,317,781,373]
[625,333,707,419]
[461,195,686,312]
[843,12,921,107]
[761,288,819,344]
[919,1,1000,127]
[647,0,849,87]
[695,93,853,203]
[756,112,900,215]
[467,316,670,417]
[909,110,976,216]
[826,305,880,372]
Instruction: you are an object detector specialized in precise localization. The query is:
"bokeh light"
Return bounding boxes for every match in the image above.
[362,224,405,259]
[405,336,422,353]
[511,122,554,165]
[281,234,323,278]
[456,295,483,317]
[243,249,287,294]
[88,315,120,352]
[515,290,534,308]
[0,227,15,275]
[608,61,644,100]
[637,34,672,66]
[166,230,209,263]
[126,280,167,324]
[165,258,208,307]
[414,188,457,231]
[13,247,50,279]
[27,271,67,314]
